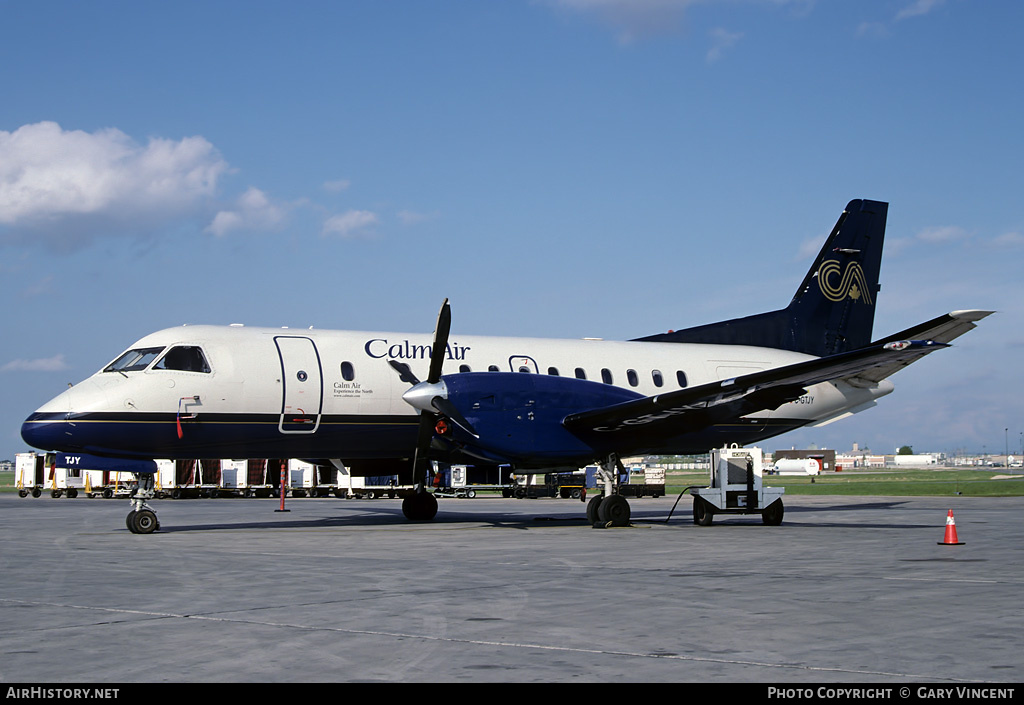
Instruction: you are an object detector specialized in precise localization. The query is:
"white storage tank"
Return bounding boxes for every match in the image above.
[772,458,820,475]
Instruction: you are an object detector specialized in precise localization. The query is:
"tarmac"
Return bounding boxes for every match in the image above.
[1,492,1021,684]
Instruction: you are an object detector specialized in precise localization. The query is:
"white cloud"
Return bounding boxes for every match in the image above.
[397,209,439,225]
[322,210,379,238]
[544,0,697,44]
[859,0,944,37]
[0,121,229,248]
[707,27,744,63]
[989,231,1024,249]
[544,0,814,44]
[895,0,944,22]
[915,225,970,243]
[323,179,351,193]
[205,187,287,237]
[1,354,69,372]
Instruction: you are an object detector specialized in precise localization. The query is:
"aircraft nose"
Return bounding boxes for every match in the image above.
[21,411,74,451]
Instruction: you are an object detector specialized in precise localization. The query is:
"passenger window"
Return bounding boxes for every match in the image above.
[574,368,587,380]
[677,370,688,387]
[341,361,355,381]
[547,367,560,376]
[652,370,664,387]
[155,346,210,373]
[601,368,613,384]
[627,369,639,387]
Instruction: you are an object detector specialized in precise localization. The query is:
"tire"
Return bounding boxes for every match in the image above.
[598,495,631,527]
[586,495,603,524]
[693,498,714,526]
[402,492,438,521]
[132,509,159,534]
[762,500,784,526]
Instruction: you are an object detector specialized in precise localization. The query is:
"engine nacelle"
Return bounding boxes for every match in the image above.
[439,372,644,465]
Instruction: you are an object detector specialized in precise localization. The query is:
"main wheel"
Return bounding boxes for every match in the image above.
[402,492,438,521]
[693,497,714,526]
[598,495,631,527]
[762,499,784,526]
[586,495,603,524]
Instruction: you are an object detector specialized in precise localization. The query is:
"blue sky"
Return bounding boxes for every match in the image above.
[2,0,1022,461]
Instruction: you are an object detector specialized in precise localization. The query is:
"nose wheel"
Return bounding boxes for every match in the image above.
[126,473,160,534]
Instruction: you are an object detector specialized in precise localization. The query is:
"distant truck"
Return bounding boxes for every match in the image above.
[434,464,515,498]
[616,465,667,498]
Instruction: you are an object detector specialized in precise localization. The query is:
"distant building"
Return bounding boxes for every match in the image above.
[891,453,941,467]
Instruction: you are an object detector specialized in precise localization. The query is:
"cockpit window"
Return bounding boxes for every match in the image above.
[154,346,211,373]
[104,347,165,373]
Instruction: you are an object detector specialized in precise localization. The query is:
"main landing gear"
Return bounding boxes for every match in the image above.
[402,485,438,521]
[126,473,160,534]
[586,454,632,527]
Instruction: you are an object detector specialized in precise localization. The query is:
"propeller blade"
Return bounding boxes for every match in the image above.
[388,359,421,385]
[427,298,451,384]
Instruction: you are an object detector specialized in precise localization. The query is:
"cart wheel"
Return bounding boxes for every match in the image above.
[67,488,78,499]
[31,487,41,498]
[466,489,476,499]
[762,500,784,526]
[18,489,28,498]
[693,498,714,526]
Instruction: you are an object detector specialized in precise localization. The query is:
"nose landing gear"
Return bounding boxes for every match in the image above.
[126,473,160,534]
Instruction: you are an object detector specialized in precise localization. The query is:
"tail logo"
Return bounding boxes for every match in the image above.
[818,260,873,304]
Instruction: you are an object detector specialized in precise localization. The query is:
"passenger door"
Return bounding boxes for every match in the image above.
[275,336,323,434]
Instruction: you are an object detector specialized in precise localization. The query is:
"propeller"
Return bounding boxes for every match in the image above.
[388,299,477,503]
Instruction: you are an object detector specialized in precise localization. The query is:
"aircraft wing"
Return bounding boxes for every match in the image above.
[562,339,947,440]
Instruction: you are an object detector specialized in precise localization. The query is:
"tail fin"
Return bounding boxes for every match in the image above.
[634,199,887,357]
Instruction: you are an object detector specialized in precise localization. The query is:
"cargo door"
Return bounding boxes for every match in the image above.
[275,336,323,434]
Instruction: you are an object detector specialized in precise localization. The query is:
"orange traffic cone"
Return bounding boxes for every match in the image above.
[938,509,965,545]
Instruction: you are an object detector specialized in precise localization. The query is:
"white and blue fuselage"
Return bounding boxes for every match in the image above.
[22,323,892,469]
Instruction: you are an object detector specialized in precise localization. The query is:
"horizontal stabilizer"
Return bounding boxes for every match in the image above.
[853,310,995,384]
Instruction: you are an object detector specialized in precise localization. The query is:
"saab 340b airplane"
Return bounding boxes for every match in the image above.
[22,199,991,533]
